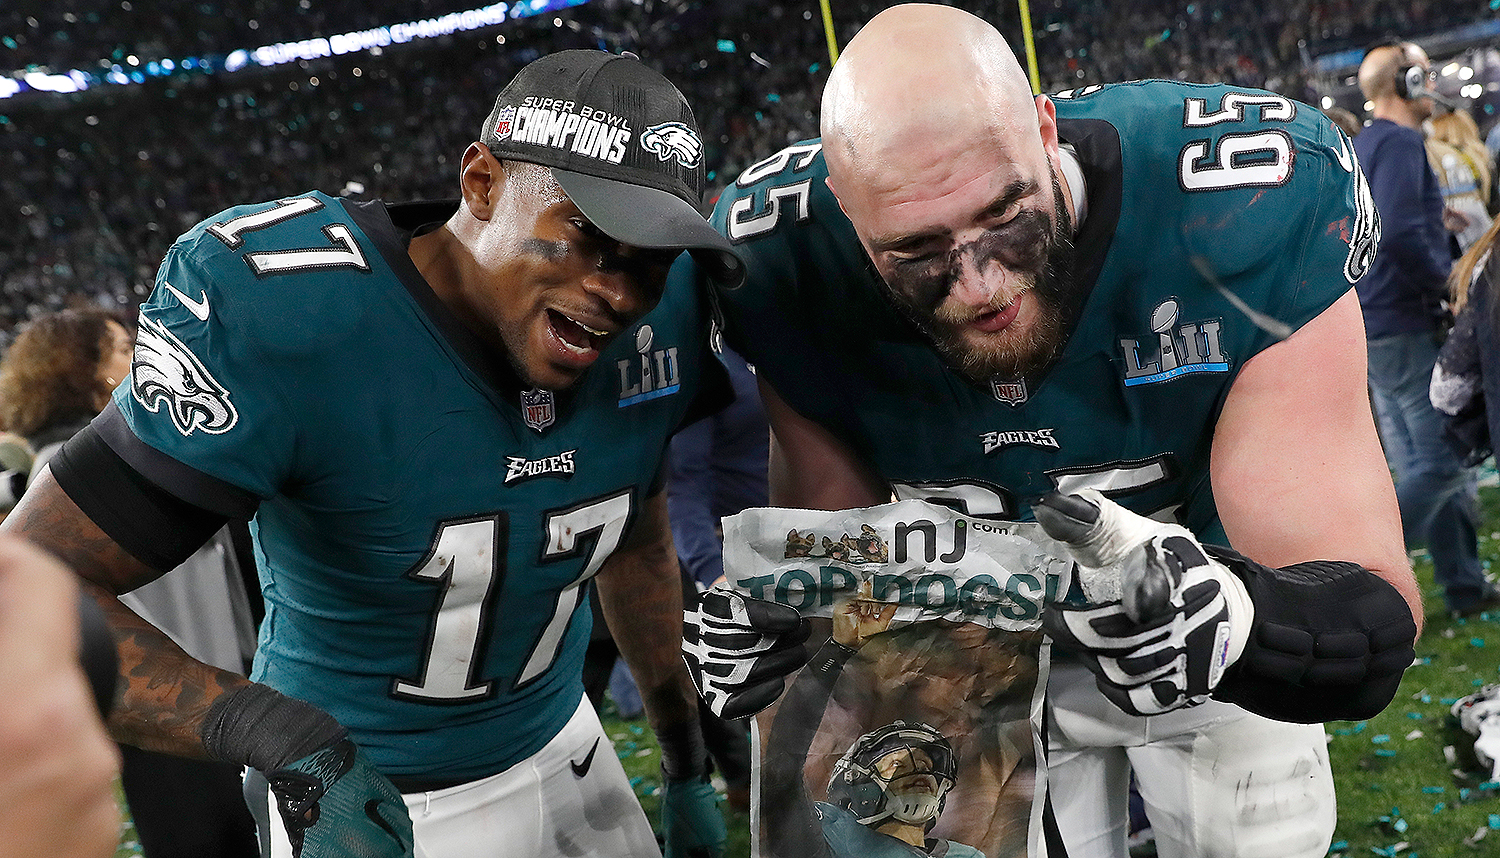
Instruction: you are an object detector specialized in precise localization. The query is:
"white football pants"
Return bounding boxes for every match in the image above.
[250,697,661,858]
[1046,660,1336,858]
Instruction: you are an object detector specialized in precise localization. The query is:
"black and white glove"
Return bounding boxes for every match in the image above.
[1035,490,1254,716]
[681,589,811,720]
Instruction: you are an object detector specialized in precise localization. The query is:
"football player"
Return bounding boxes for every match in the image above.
[4,51,740,858]
[821,722,974,858]
[680,5,1419,858]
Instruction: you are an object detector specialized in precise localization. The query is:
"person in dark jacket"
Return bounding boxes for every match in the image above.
[1355,40,1496,617]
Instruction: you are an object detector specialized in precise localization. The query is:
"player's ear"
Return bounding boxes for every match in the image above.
[825,176,853,221]
[459,142,501,221]
[1035,94,1060,158]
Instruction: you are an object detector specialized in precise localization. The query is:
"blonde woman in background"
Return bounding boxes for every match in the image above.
[1432,215,1500,465]
[1427,108,1495,252]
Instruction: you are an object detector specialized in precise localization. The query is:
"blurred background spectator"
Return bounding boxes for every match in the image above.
[1427,107,1496,253]
[1432,217,1500,468]
[665,343,770,813]
[0,309,134,453]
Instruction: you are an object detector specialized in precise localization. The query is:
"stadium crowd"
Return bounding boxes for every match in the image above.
[1,0,1496,340]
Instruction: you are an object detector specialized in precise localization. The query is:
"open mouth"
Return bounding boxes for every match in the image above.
[968,286,1031,334]
[547,309,610,357]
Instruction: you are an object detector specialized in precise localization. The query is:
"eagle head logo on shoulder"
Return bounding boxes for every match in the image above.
[131,315,239,436]
[640,121,703,169]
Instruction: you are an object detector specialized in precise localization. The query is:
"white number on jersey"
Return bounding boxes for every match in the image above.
[394,492,633,702]
[894,454,1181,523]
[1178,91,1297,192]
[725,141,823,242]
[208,196,371,275]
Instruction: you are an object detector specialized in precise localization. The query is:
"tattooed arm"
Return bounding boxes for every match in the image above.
[596,487,728,857]
[9,456,415,855]
[595,488,702,761]
[1,467,248,757]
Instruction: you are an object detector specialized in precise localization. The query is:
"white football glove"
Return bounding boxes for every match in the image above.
[681,590,811,720]
[1034,490,1255,716]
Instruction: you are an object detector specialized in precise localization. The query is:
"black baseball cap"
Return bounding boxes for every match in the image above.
[483,50,742,283]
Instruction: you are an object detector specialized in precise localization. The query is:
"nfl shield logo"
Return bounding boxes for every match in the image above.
[521,388,555,433]
[990,376,1028,406]
[493,106,516,141]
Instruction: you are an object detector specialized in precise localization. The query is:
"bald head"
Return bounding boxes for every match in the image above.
[1358,42,1435,126]
[821,4,1040,192]
[1358,44,1410,102]
[1359,42,1437,104]
[815,5,1077,385]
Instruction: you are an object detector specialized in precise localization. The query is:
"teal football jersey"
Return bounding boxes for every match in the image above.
[704,80,1377,542]
[814,803,985,858]
[110,192,718,781]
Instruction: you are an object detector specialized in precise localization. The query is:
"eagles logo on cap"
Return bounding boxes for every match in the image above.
[641,121,703,169]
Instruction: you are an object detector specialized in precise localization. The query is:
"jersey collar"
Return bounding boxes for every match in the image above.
[1057,143,1088,233]
[346,199,538,405]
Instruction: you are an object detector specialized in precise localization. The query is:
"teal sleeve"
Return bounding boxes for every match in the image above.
[118,242,298,500]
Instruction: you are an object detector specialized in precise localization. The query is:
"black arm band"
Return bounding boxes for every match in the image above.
[50,424,231,572]
[656,719,708,782]
[1206,545,1417,723]
[200,684,346,772]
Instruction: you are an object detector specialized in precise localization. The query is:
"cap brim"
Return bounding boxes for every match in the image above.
[552,168,743,284]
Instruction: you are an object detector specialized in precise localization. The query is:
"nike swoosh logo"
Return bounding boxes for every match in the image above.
[1332,129,1354,174]
[363,799,405,848]
[161,280,211,321]
[570,738,601,778]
